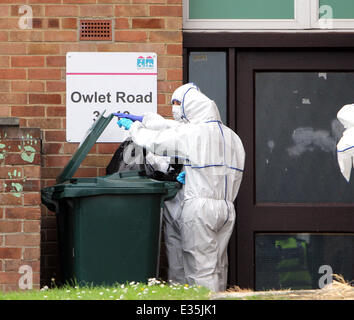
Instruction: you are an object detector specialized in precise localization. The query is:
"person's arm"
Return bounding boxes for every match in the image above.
[142,112,180,131]
[129,121,193,161]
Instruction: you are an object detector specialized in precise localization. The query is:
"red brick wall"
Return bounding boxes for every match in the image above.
[0,125,41,291]
[0,1,182,288]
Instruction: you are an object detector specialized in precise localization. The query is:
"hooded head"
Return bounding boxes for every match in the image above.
[337,104,354,129]
[171,83,221,123]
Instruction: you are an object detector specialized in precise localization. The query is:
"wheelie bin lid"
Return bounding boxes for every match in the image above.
[56,110,114,184]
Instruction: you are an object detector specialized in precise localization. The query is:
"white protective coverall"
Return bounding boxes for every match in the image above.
[337,104,354,182]
[129,83,245,292]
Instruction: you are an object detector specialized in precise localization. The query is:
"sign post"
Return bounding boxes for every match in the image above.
[66,52,157,143]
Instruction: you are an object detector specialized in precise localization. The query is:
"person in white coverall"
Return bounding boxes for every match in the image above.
[118,83,245,292]
[337,103,354,182]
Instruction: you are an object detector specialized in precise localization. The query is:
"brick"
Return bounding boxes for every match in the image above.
[0,81,10,92]
[81,155,112,167]
[158,105,173,117]
[32,18,42,28]
[80,5,113,16]
[11,106,45,117]
[166,16,182,30]
[45,5,79,17]
[115,5,148,17]
[115,30,147,42]
[24,221,40,233]
[11,56,44,67]
[63,143,96,154]
[9,31,42,42]
[150,31,182,42]
[5,234,40,247]
[115,18,129,29]
[46,106,65,117]
[11,5,44,17]
[0,5,9,16]
[41,167,60,179]
[95,43,130,52]
[0,106,10,116]
[46,56,66,67]
[0,56,9,67]
[29,94,61,104]
[0,31,8,41]
[45,155,71,167]
[29,0,62,3]
[133,0,165,3]
[0,194,22,205]
[132,18,164,29]
[4,260,40,272]
[73,168,98,178]
[0,221,22,233]
[43,142,62,154]
[6,207,41,220]
[11,81,45,93]
[158,80,181,93]
[157,55,182,68]
[0,141,21,152]
[167,69,182,81]
[19,179,41,192]
[1,127,41,140]
[28,69,62,80]
[45,130,65,142]
[0,93,27,104]
[0,69,26,80]
[23,193,41,206]
[0,248,21,260]
[0,167,23,179]
[23,248,40,260]
[0,18,19,30]
[5,154,41,166]
[158,93,166,104]
[47,18,59,28]
[167,43,182,55]
[0,272,20,285]
[98,0,130,2]
[44,31,77,42]
[26,118,62,129]
[62,17,77,29]
[128,42,165,54]
[27,44,60,55]
[97,143,119,154]
[0,44,26,55]
[149,5,182,17]
[24,166,41,179]
[46,82,66,93]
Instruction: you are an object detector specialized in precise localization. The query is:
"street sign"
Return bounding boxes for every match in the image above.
[66,52,157,143]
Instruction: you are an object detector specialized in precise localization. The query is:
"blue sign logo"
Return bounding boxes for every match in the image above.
[137,56,154,69]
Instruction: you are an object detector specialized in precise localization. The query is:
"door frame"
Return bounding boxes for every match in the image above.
[183,32,354,289]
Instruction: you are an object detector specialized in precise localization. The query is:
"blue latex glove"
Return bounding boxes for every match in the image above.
[177,171,185,184]
[113,113,143,122]
[117,118,133,130]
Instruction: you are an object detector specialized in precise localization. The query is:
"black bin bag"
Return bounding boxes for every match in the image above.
[106,137,182,182]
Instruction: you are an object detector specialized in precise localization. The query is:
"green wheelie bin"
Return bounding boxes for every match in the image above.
[41,112,180,286]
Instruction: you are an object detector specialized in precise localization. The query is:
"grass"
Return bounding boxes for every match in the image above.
[0,278,211,301]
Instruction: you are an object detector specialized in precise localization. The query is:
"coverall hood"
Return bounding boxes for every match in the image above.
[337,104,354,129]
[171,83,222,123]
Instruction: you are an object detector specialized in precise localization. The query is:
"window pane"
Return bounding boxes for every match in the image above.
[189,52,227,124]
[320,0,354,19]
[255,233,354,291]
[189,0,294,20]
[256,72,354,203]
